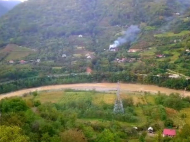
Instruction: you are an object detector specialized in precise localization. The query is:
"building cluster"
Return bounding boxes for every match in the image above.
[8,59,41,64]
[147,127,176,137]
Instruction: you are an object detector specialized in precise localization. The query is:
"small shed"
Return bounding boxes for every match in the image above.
[148,127,153,133]
[163,129,176,137]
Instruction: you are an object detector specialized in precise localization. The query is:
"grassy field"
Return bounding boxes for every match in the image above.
[23,90,163,127]
[154,31,190,38]
[21,89,190,141]
[0,44,35,61]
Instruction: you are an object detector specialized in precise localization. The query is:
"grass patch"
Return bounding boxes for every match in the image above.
[154,31,190,38]
[0,44,35,61]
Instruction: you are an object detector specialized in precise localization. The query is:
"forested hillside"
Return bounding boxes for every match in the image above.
[0,0,189,49]
[0,0,189,91]
[0,0,21,17]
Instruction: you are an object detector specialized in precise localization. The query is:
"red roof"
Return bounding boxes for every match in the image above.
[86,67,92,74]
[163,129,176,136]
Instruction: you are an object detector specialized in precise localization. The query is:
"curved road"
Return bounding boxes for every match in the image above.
[0,83,189,100]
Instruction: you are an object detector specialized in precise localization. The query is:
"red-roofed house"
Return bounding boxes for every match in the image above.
[20,60,26,64]
[163,129,176,137]
[86,67,92,75]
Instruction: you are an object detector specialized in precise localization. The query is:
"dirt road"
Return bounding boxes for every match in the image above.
[0,83,189,100]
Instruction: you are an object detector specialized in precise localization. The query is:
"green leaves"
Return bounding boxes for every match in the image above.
[0,97,28,113]
[0,125,29,142]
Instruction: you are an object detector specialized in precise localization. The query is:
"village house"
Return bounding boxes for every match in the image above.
[86,55,92,59]
[36,59,41,63]
[128,49,141,53]
[175,13,180,16]
[9,60,14,64]
[62,54,67,58]
[186,49,190,52]
[109,45,118,52]
[148,127,153,133]
[85,53,95,59]
[116,58,126,63]
[163,129,176,137]
[169,74,180,79]
[20,60,26,64]
[86,67,92,75]
[78,35,83,38]
[156,54,165,58]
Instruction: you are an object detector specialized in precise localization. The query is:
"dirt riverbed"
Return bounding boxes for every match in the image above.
[0,83,189,100]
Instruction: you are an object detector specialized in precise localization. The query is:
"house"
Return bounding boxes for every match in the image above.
[36,59,40,63]
[20,60,26,64]
[116,58,126,63]
[62,54,67,58]
[175,13,180,16]
[128,49,141,53]
[169,74,180,79]
[156,54,165,58]
[78,35,83,38]
[148,127,153,133]
[109,45,118,52]
[87,55,92,59]
[9,60,14,64]
[186,49,190,52]
[163,129,176,137]
[86,67,92,75]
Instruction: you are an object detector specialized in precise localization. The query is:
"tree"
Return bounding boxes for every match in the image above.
[0,125,29,142]
[0,97,28,113]
[95,129,120,142]
[164,119,174,128]
[61,129,87,142]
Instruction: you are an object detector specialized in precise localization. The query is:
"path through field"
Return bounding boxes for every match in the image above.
[0,83,189,100]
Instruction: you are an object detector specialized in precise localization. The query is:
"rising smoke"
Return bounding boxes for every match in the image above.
[110,25,141,48]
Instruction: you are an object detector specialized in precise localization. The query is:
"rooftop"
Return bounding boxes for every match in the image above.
[163,129,176,136]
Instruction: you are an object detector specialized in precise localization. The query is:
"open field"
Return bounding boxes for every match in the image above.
[1,83,190,100]
[0,44,35,61]
[23,89,190,136]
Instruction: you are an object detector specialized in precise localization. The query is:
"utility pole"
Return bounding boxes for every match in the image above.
[113,82,124,113]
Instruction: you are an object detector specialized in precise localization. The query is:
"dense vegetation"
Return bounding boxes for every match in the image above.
[0,72,190,94]
[1,90,190,142]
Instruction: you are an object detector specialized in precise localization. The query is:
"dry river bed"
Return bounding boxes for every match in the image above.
[0,83,189,100]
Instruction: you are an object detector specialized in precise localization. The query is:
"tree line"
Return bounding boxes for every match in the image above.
[0,72,189,94]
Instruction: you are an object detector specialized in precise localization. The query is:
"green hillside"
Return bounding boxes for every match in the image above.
[0,0,189,90]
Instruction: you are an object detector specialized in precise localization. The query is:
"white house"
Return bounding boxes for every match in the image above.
[109,44,118,52]
[148,127,153,133]
[62,54,67,58]
[78,35,83,38]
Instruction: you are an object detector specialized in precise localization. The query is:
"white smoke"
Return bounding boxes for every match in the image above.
[110,25,141,48]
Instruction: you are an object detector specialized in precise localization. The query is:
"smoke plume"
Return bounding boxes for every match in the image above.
[110,25,141,48]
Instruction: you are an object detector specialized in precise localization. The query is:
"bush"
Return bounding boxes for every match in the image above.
[0,97,29,113]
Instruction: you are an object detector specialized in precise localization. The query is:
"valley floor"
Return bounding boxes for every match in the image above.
[1,83,189,100]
